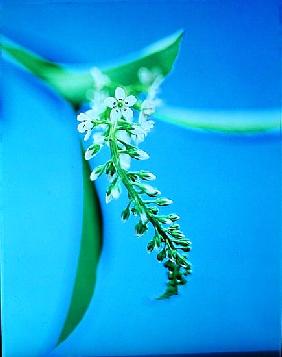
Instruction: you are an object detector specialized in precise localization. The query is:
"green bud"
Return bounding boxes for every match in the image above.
[138,170,156,181]
[121,203,131,221]
[157,216,172,225]
[85,144,101,160]
[149,207,159,215]
[90,164,105,181]
[147,240,155,252]
[128,173,138,182]
[157,248,166,262]
[155,198,173,206]
[168,214,180,222]
[164,260,175,270]
[180,246,191,252]
[135,221,148,236]
[105,161,116,177]
[137,183,161,197]
[170,231,185,239]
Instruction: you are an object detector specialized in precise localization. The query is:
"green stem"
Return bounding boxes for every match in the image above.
[108,123,175,251]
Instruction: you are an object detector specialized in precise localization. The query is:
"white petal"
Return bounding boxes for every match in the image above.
[132,128,145,144]
[111,185,121,200]
[77,122,86,133]
[115,87,126,100]
[84,120,93,130]
[84,130,91,141]
[136,149,149,160]
[85,109,99,119]
[122,107,133,121]
[104,97,117,108]
[90,169,99,181]
[110,108,122,122]
[120,154,131,169]
[77,113,88,122]
[91,67,110,89]
[85,149,93,160]
[124,95,137,107]
[106,193,112,204]
[93,132,105,145]
[116,130,131,144]
[140,210,147,224]
[138,67,153,85]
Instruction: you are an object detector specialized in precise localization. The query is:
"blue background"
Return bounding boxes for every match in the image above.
[1,0,281,356]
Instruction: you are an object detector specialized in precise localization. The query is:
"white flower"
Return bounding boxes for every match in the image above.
[90,90,108,114]
[132,113,155,144]
[147,75,163,100]
[106,182,122,203]
[84,144,101,160]
[91,67,110,90]
[116,130,132,169]
[77,110,98,141]
[116,129,131,144]
[141,183,160,196]
[104,87,137,122]
[85,149,94,160]
[120,154,131,169]
[141,98,162,116]
[90,165,104,181]
[140,210,148,224]
[93,132,105,145]
[138,67,161,86]
[135,148,150,160]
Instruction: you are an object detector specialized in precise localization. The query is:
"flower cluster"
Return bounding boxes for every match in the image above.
[77,67,192,298]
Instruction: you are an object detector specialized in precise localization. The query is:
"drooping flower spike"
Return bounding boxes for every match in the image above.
[77,68,192,299]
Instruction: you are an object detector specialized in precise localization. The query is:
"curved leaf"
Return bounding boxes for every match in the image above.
[2,31,183,106]
[103,30,183,85]
[156,107,280,135]
[57,149,103,345]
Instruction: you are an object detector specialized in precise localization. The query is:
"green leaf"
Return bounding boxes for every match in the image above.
[156,107,280,134]
[1,37,92,106]
[2,30,183,107]
[103,30,183,86]
[57,148,103,345]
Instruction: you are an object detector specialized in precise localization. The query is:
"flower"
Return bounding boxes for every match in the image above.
[120,154,131,170]
[91,67,110,90]
[85,144,101,160]
[77,110,98,141]
[138,67,161,86]
[90,90,108,115]
[132,113,155,144]
[93,132,105,145]
[116,129,132,169]
[106,181,122,203]
[104,87,137,122]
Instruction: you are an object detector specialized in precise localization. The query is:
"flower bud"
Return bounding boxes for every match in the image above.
[138,170,156,181]
[135,221,148,236]
[121,205,131,221]
[168,214,180,222]
[85,144,101,160]
[90,164,105,181]
[140,184,160,197]
[135,149,149,160]
[155,198,173,206]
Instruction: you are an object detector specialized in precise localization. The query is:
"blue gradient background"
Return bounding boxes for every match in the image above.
[1,0,281,356]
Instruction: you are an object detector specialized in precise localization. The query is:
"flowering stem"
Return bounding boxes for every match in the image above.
[108,121,191,298]
[79,84,191,298]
